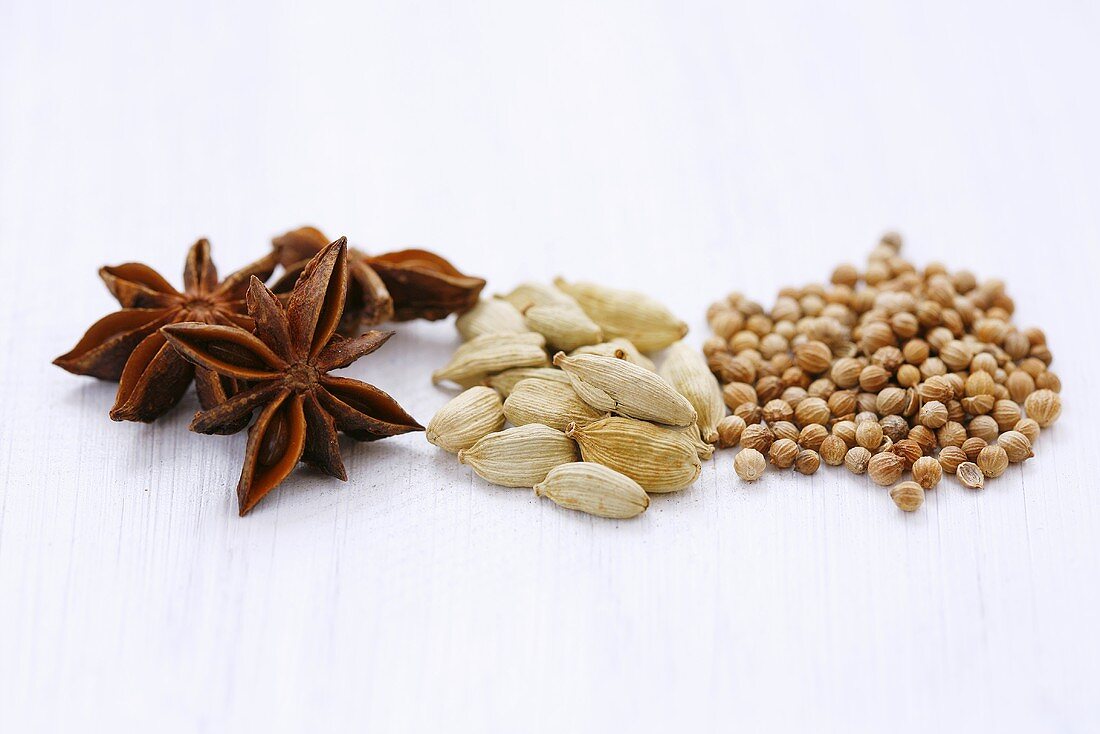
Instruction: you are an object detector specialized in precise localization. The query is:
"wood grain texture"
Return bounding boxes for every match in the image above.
[1,1,1098,731]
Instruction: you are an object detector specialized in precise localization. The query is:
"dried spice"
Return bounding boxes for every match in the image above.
[163,240,423,515]
[567,417,701,493]
[426,386,505,453]
[553,277,689,352]
[705,231,1061,512]
[534,463,650,519]
[459,424,579,487]
[889,481,925,512]
[427,278,701,514]
[272,225,486,330]
[54,239,277,428]
[553,352,696,427]
[734,449,767,482]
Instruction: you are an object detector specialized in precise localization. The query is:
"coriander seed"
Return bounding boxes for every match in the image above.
[793,396,830,427]
[833,420,857,447]
[794,341,833,374]
[1014,418,1040,444]
[918,401,949,428]
[977,445,1009,478]
[937,421,967,448]
[889,481,925,512]
[957,461,985,489]
[768,438,799,469]
[868,452,906,486]
[880,415,910,443]
[1024,389,1061,428]
[891,439,923,468]
[961,437,988,462]
[968,415,999,443]
[770,421,800,443]
[798,423,829,451]
[992,399,1022,432]
[820,435,847,466]
[734,448,767,482]
[845,446,872,474]
[938,446,968,474]
[795,449,820,475]
[912,456,942,489]
[739,424,774,452]
[716,415,746,449]
[998,431,1034,463]
[856,421,883,451]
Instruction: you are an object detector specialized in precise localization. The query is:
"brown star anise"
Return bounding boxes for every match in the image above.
[54,239,277,427]
[271,226,486,332]
[162,239,423,516]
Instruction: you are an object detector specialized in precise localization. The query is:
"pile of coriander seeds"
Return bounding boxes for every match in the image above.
[704,232,1062,512]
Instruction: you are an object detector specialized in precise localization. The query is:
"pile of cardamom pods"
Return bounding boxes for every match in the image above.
[427,279,723,519]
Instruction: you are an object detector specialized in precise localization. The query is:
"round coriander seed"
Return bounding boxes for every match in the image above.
[938,446,968,474]
[962,436,988,462]
[1024,389,1061,428]
[820,435,847,466]
[918,401,949,429]
[912,456,942,489]
[771,421,800,444]
[968,415,999,443]
[740,424,774,452]
[768,438,799,469]
[795,449,821,475]
[977,445,1009,478]
[1014,418,1040,444]
[856,420,883,451]
[716,415,747,449]
[1035,370,1061,392]
[798,423,829,451]
[890,481,925,512]
[998,431,1034,463]
[734,448,767,482]
[832,420,857,447]
[868,452,906,486]
[845,446,872,474]
[793,341,832,374]
[793,396,831,427]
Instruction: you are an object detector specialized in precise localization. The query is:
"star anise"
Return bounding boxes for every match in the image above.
[54,239,277,427]
[162,239,423,516]
[271,226,486,332]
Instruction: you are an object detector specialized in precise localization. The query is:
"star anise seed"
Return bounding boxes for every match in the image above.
[162,238,423,516]
[271,225,485,331]
[54,239,277,429]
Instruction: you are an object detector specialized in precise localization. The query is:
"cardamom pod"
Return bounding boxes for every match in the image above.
[553,277,688,352]
[534,462,649,519]
[523,304,603,351]
[570,338,656,371]
[486,367,572,397]
[659,341,725,444]
[497,282,579,311]
[675,423,716,460]
[553,352,697,427]
[432,333,549,387]
[455,298,529,341]
[503,378,601,432]
[426,386,505,453]
[567,416,702,492]
[458,423,579,487]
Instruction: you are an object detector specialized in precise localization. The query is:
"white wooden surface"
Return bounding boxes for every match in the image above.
[2,1,1098,731]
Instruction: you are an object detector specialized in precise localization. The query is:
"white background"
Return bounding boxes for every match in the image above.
[2,1,1098,732]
